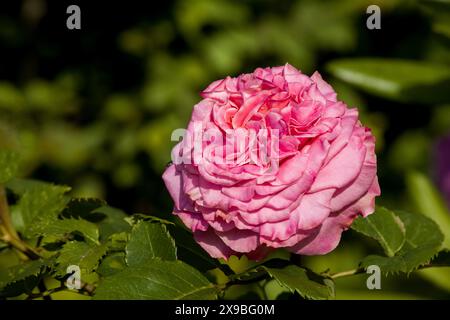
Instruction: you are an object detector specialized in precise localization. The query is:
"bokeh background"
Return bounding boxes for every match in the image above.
[0,0,449,299]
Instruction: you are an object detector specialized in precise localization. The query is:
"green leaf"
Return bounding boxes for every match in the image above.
[94,260,217,300]
[42,218,99,244]
[93,206,131,240]
[7,179,70,236]
[360,211,444,274]
[125,213,174,226]
[106,232,129,252]
[352,207,406,257]
[7,179,99,242]
[0,149,19,184]
[0,258,53,292]
[326,58,450,104]
[93,233,129,277]
[126,221,176,266]
[263,265,334,300]
[406,171,450,249]
[230,266,268,283]
[62,198,107,220]
[97,253,127,277]
[55,241,108,279]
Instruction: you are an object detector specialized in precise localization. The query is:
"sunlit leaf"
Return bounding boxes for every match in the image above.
[94,260,217,300]
[406,171,450,249]
[7,179,99,242]
[263,265,334,300]
[55,241,107,279]
[352,207,406,257]
[327,58,450,103]
[93,206,131,241]
[0,258,55,297]
[126,221,176,266]
[360,211,444,273]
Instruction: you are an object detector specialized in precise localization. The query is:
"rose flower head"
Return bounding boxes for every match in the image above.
[163,64,380,260]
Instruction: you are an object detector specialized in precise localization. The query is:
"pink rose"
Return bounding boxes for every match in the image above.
[163,64,380,260]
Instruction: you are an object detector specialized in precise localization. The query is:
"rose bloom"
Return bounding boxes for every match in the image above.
[163,64,380,260]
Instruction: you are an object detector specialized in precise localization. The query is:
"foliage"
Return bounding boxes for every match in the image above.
[352,208,444,274]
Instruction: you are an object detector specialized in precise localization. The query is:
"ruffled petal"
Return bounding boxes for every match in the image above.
[174,209,209,232]
[311,71,337,102]
[162,165,190,211]
[216,229,259,253]
[297,188,335,230]
[194,229,236,260]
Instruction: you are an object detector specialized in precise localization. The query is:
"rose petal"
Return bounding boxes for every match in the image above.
[194,229,236,260]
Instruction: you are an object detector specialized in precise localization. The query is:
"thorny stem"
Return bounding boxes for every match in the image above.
[0,186,18,239]
[0,186,40,260]
[329,263,442,279]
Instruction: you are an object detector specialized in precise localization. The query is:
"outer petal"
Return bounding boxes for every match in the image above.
[311,71,337,102]
[287,212,352,255]
[194,229,236,260]
[309,128,366,193]
[330,133,378,212]
[289,177,380,255]
[341,176,380,218]
[174,210,209,232]
[296,188,335,230]
[216,229,260,253]
[162,165,189,211]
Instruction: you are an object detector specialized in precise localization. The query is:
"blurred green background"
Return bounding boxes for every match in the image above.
[0,0,449,299]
